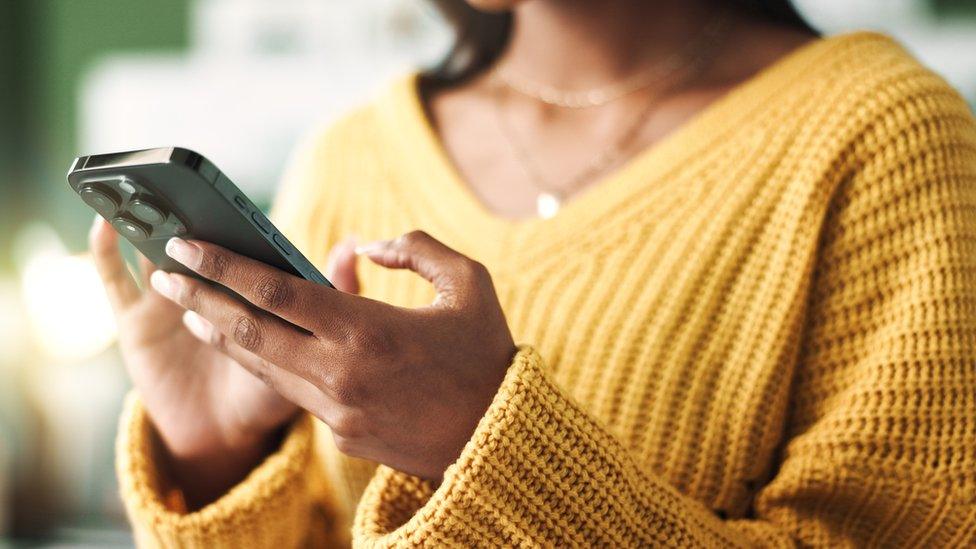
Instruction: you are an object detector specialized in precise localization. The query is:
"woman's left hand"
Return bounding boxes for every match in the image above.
[149,230,516,481]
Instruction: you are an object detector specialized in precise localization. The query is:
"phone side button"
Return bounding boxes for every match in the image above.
[233,195,248,210]
[308,270,327,285]
[251,211,271,233]
[272,233,292,255]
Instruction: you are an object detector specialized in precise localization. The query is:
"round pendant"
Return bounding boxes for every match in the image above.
[536,192,561,219]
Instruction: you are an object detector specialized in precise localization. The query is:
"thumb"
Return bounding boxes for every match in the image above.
[325,237,361,294]
[356,230,484,306]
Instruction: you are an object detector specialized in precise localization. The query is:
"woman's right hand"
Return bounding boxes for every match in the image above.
[90,217,360,508]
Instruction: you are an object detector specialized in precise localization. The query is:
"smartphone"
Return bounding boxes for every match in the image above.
[66,146,333,288]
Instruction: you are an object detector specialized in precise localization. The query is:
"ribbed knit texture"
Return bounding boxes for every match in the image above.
[117,32,976,547]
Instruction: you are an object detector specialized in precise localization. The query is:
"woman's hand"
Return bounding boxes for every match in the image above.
[149,230,516,480]
[90,217,360,507]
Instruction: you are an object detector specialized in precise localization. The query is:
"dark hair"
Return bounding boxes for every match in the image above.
[426,1,817,82]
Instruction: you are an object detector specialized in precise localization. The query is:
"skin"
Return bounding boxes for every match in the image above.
[429,0,814,218]
[91,0,815,509]
[151,233,515,479]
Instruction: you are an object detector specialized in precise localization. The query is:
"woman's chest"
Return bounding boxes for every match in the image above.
[355,152,825,411]
[339,124,836,513]
[346,178,818,516]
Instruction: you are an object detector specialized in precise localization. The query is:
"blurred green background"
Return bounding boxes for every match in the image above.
[0,1,192,266]
[0,3,191,545]
[0,0,973,546]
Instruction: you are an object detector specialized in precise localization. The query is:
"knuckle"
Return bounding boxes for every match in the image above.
[102,268,128,288]
[462,259,490,281]
[201,249,229,280]
[332,433,357,455]
[252,363,277,391]
[89,236,110,257]
[454,258,490,287]
[232,314,262,352]
[348,323,397,360]
[210,330,229,352]
[180,281,202,309]
[399,230,430,247]
[330,409,366,438]
[255,273,290,309]
[323,368,368,406]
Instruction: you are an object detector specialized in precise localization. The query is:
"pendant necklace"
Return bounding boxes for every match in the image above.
[489,12,731,219]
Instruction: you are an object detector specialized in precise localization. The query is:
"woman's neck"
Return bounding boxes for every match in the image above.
[498,0,718,89]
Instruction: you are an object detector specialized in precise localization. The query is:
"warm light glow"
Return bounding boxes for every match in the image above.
[0,281,29,364]
[21,250,117,362]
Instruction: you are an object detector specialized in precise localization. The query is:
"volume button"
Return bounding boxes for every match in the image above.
[251,211,271,233]
[272,233,291,255]
[199,159,220,183]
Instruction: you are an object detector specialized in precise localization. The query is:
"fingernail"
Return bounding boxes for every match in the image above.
[182,310,212,340]
[166,238,202,269]
[150,270,177,298]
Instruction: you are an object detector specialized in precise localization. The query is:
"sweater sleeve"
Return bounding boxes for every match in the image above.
[352,90,976,546]
[116,397,343,548]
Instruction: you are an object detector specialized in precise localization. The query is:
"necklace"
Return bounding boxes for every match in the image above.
[491,79,664,219]
[490,14,731,219]
[494,13,732,109]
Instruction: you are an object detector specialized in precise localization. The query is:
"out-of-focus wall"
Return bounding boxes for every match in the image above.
[796,0,976,104]
[0,1,35,272]
[77,0,448,211]
[10,0,192,256]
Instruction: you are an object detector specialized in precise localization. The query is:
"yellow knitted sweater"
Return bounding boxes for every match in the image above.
[116,32,976,547]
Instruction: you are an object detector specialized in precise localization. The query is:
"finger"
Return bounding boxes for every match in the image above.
[137,253,155,288]
[325,237,360,294]
[151,269,323,377]
[182,310,325,412]
[137,252,185,313]
[163,237,352,330]
[355,230,486,305]
[89,216,140,311]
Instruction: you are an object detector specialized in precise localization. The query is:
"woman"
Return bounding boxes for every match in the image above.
[95,0,976,546]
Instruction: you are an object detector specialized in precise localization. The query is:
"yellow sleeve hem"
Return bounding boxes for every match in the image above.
[116,392,320,548]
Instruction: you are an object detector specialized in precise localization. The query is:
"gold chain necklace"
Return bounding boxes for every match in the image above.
[490,13,731,219]
[494,13,732,109]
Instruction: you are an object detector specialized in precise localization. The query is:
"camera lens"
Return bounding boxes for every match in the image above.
[129,197,167,225]
[110,216,151,242]
[80,185,120,217]
[118,180,137,194]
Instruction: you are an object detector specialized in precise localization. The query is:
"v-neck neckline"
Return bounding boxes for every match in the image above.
[375,31,891,262]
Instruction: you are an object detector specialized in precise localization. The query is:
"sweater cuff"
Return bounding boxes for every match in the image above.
[353,345,544,545]
[116,393,318,548]
[353,346,737,547]
[354,346,602,545]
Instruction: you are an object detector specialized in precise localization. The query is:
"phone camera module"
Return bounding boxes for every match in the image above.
[129,197,167,225]
[118,180,137,194]
[80,185,121,217]
[111,216,151,242]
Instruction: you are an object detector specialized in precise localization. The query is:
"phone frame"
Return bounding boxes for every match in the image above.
[67,146,332,288]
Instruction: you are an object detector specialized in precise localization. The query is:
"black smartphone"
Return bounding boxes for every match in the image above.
[66,146,333,288]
